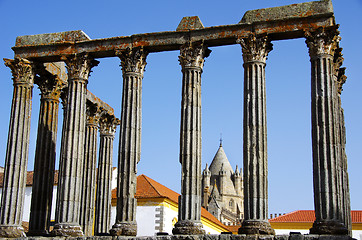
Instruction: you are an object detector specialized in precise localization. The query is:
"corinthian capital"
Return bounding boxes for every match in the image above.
[86,102,102,128]
[34,63,67,100]
[116,47,148,75]
[99,115,120,136]
[237,34,273,63]
[305,26,340,58]
[64,54,99,81]
[4,58,35,85]
[333,47,347,94]
[179,41,211,69]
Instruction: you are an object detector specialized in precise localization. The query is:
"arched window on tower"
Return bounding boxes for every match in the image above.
[229,199,234,209]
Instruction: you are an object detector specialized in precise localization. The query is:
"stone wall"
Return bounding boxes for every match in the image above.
[19,234,355,240]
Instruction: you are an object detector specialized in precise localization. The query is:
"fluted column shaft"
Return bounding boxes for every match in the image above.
[95,117,118,235]
[333,48,352,235]
[52,54,98,237]
[306,27,348,235]
[238,35,274,235]
[28,68,66,236]
[79,105,100,236]
[111,47,147,236]
[0,58,34,238]
[173,41,210,235]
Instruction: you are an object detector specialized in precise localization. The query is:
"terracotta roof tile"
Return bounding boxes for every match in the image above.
[224,225,240,233]
[111,174,227,229]
[135,174,180,203]
[0,171,59,187]
[269,210,362,223]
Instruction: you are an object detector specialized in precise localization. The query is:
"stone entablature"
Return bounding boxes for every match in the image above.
[0,0,352,238]
[12,1,334,61]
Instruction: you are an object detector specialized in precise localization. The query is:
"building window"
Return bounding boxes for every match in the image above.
[229,199,234,208]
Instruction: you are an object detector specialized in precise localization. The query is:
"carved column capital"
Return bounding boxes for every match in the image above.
[34,63,67,100]
[179,41,211,69]
[333,47,347,94]
[99,116,120,136]
[4,58,35,86]
[116,47,148,75]
[305,26,340,58]
[60,86,69,111]
[237,34,273,63]
[86,103,102,128]
[63,54,99,82]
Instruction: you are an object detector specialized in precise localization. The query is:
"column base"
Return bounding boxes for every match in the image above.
[238,220,275,235]
[110,222,137,236]
[51,223,83,237]
[27,229,49,236]
[0,225,26,238]
[172,220,205,235]
[310,220,348,235]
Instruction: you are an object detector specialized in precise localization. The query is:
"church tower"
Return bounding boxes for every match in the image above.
[201,141,243,225]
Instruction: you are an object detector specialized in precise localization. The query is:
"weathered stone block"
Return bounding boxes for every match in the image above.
[288,232,304,240]
[240,0,333,23]
[176,16,204,31]
[15,30,91,47]
[274,235,289,240]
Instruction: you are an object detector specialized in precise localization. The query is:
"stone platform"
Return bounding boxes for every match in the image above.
[5,234,355,240]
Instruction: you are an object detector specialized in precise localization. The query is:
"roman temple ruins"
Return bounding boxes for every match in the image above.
[0,0,353,239]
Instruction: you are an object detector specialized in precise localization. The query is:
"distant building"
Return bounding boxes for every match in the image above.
[0,169,229,236]
[201,142,243,226]
[224,210,362,239]
[269,210,362,240]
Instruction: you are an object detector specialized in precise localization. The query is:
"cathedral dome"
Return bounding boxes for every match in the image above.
[209,144,234,177]
[208,143,237,196]
[201,141,244,225]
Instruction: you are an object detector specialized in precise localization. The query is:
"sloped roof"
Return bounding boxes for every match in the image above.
[208,145,237,197]
[0,171,59,187]
[269,210,362,223]
[135,174,179,202]
[111,174,227,229]
[209,145,234,176]
[224,210,362,233]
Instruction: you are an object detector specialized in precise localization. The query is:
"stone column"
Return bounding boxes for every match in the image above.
[237,34,275,235]
[333,48,352,235]
[95,116,119,235]
[0,58,34,238]
[28,65,66,236]
[110,47,147,236]
[79,103,101,236]
[52,54,98,237]
[172,41,210,235]
[305,27,348,235]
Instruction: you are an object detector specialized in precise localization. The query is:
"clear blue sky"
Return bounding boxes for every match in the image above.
[0,0,361,216]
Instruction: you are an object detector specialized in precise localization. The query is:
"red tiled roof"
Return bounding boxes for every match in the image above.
[0,171,59,187]
[112,174,227,230]
[135,174,180,202]
[224,225,240,233]
[270,210,362,223]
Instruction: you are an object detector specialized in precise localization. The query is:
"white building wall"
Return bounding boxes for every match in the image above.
[136,205,157,236]
[111,205,116,226]
[162,205,178,234]
[352,230,362,240]
[23,187,32,222]
[111,168,117,189]
[23,185,58,222]
[274,229,309,235]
